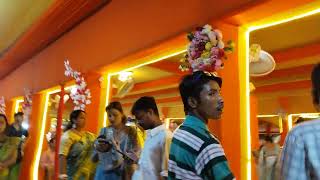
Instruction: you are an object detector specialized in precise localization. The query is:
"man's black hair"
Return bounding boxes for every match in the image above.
[179,71,222,114]
[131,96,159,116]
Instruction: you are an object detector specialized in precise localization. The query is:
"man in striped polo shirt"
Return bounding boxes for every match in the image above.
[168,71,234,180]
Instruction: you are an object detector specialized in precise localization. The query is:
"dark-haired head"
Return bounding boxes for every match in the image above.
[106,102,127,127]
[106,101,124,114]
[0,114,9,135]
[131,96,160,130]
[14,112,24,125]
[131,96,159,117]
[14,112,24,118]
[264,136,273,143]
[66,110,86,131]
[312,63,320,111]
[179,71,224,121]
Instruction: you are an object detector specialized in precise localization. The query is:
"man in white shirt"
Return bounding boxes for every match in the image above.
[131,96,173,180]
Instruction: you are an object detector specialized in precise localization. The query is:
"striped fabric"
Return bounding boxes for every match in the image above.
[168,115,234,180]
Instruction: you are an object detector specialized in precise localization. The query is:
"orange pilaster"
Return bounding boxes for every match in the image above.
[84,72,103,134]
[5,100,15,124]
[54,86,65,180]
[280,119,288,146]
[161,107,169,119]
[19,93,46,180]
[250,95,259,180]
[209,22,241,179]
[278,97,290,145]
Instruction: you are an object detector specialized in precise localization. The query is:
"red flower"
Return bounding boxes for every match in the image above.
[218,49,225,58]
[193,51,201,59]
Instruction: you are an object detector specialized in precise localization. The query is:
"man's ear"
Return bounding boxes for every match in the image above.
[187,97,198,109]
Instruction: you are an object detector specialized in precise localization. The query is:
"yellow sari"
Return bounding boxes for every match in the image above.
[0,136,19,180]
[59,130,96,180]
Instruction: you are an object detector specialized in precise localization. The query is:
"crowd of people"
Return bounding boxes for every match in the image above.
[53,70,234,180]
[57,63,320,180]
[1,63,319,180]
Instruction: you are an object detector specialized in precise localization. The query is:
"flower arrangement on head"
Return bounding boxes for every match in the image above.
[0,97,5,115]
[179,24,235,72]
[22,88,32,115]
[64,60,91,110]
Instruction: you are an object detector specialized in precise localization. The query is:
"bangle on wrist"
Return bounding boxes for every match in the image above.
[59,174,68,179]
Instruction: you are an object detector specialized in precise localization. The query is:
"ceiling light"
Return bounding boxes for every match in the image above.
[118,71,133,82]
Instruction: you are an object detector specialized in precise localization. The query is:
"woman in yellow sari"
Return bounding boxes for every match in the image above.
[0,114,20,180]
[59,110,96,180]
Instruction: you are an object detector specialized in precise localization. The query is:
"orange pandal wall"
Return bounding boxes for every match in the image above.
[19,93,46,180]
[209,21,241,179]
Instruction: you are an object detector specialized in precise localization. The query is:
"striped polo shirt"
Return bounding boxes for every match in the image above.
[168,115,234,180]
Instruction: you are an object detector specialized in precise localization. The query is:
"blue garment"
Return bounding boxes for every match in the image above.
[94,126,140,180]
[281,119,320,180]
[94,166,121,180]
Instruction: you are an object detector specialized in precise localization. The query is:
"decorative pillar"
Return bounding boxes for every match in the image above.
[54,85,65,180]
[278,97,289,145]
[209,21,242,178]
[85,72,105,133]
[19,93,46,180]
[250,95,259,180]
[5,99,15,124]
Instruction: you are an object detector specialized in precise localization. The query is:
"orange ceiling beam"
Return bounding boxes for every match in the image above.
[255,80,311,93]
[147,61,188,75]
[0,0,111,79]
[224,0,314,26]
[130,75,181,92]
[253,64,314,81]
[271,42,320,63]
[99,33,187,74]
[156,96,181,104]
[112,87,179,101]
[118,80,312,106]
[122,96,182,108]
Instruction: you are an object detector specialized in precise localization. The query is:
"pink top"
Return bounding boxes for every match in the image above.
[40,148,55,169]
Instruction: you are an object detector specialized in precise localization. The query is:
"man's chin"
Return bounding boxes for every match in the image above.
[138,123,147,130]
[209,113,222,120]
